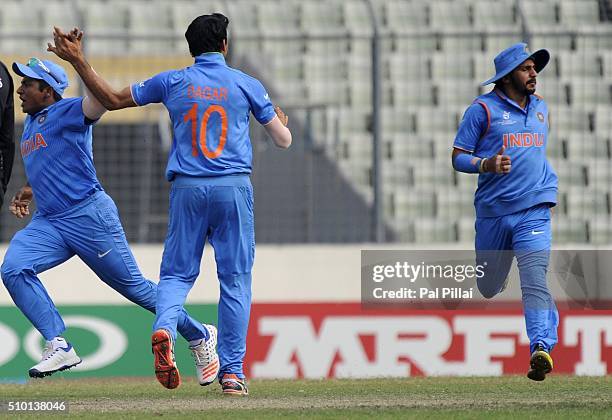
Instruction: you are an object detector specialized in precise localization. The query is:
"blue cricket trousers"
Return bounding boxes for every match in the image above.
[154,174,254,379]
[1,190,207,342]
[475,204,558,353]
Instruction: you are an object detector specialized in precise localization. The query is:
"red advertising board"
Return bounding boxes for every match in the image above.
[245,303,612,378]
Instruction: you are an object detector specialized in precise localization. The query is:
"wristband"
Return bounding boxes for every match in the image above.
[479,158,487,173]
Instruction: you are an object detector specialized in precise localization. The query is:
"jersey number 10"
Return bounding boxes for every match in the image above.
[184,103,227,159]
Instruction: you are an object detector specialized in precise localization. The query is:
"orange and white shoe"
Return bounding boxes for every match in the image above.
[220,373,249,396]
[151,329,181,389]
[189,324,220,386]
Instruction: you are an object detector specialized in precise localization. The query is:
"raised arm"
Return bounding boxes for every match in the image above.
[47,27,136,111]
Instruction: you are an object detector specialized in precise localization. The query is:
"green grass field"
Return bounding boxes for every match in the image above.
[1,376,611,419]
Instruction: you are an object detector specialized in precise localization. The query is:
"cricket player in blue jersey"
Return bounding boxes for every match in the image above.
[452,43,558,381]
[1,53,219,385]
[49,14,292,395]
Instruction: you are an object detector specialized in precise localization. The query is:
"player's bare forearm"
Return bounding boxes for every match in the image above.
[264,112,292,149]
[71,59,135,110]
[48,26,136,111]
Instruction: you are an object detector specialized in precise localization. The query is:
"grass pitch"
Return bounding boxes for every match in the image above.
[1,376,611,419]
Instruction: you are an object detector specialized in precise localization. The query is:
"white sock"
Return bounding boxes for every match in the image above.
[51,336,67,349]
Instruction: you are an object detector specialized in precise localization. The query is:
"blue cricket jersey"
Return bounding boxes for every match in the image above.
[130,53,276,181]
[453,88,558,218]
[21,97,102,215]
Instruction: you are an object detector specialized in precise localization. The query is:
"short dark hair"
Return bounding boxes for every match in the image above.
[36,79,62,102]
[185,13,229,57]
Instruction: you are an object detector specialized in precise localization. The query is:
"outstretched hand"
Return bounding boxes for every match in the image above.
[9,186,33,219]
[47,26,84,64]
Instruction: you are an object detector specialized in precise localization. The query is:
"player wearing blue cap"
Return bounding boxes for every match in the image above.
[1,52,217,383]
[49,14,292,394]
[452,43,558,381]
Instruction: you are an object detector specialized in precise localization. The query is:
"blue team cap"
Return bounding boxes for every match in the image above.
[12,58,69,96]
[481,43,550,86]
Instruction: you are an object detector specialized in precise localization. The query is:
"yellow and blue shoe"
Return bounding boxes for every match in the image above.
[220,373,249,396]
[527,345,553,381]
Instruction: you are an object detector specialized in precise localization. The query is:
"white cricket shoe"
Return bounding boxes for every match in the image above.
[189,324,220,386]
[29,337,82,378]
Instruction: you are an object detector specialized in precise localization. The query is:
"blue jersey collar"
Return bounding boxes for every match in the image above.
[493,87,536,113]
[195,53,227,66]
